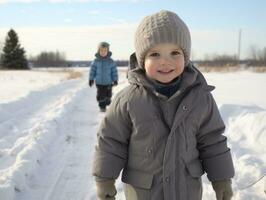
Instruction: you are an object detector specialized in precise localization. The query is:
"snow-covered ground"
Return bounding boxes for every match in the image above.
[0,70,68,104]
[0,67,265,200]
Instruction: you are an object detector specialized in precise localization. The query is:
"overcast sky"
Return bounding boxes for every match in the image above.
[0,0,266,60]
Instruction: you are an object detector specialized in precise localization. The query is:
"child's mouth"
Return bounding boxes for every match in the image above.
[158,69,174,74]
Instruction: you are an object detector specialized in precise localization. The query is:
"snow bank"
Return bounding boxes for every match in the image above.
[219,104,266,199]
[0,121,59,198]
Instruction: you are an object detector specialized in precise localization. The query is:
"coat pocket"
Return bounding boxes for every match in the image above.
[122,169,154,189]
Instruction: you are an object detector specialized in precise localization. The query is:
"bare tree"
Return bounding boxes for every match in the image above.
[204,54,211,61]
[258,47,266,63]
[248,45,259,60]
[248,45,266,66]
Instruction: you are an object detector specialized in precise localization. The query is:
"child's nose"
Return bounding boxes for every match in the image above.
[160,56,171,65]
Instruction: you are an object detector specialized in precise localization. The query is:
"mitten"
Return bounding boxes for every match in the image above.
[112,81,118,86]
[89,80,94,87]
[212,179,233,200]
[96,179,117,200]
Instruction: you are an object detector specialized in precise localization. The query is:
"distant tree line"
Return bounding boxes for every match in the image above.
[195,54,238,67]
[0,29,131,69]
[247,46,266,66]
[0,28,68,69]
[195,46,266,67]
[30,51,67,67]
[66,60,128,68]
[115,60,129,67]
[1,28,266,69]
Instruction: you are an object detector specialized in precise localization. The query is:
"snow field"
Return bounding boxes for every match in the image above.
[0,67,265,199]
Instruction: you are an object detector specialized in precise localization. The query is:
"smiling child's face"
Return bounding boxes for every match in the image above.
[144,43,185,84]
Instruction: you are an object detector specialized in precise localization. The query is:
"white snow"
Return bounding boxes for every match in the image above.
[0,67,265,200]
[0,69,68,104]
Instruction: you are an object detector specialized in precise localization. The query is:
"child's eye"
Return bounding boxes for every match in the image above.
[149,52,160,57]
[171,50,181,56]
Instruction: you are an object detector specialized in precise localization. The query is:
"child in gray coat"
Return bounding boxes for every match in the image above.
[92,10,234,200]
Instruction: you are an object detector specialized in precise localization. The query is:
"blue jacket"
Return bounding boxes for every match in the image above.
[89,52,118,85]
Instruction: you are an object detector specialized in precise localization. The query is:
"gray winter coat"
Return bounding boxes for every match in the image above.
[92,63,234,200]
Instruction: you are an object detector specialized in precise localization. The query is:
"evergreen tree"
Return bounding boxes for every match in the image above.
[1,29,29,69]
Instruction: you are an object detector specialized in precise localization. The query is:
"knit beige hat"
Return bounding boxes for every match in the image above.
[134,10,191,68]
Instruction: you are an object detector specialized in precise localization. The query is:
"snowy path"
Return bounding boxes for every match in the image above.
[0,68,266,200]
[0,69,127,200]
[0,70,101,199]
[13,82,99,200]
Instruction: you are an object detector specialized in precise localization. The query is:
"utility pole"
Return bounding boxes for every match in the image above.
[237,29,242,66]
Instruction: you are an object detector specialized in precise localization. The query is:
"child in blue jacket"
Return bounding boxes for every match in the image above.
[89,42,118,112]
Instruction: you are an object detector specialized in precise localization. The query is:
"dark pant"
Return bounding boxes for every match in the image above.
[96,85,112,109]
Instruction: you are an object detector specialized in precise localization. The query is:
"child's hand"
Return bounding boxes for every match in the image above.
[89,80,94,87]
[96,179,117,200]
[212,179,233,200]
[112,81,118,86]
